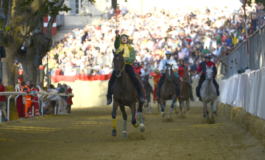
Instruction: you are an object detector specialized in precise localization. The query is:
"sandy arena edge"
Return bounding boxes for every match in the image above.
[217,102,265,144]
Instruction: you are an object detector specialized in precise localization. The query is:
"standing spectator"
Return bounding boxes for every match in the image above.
[30,81,40,116]
[23,81,32,118]
[67,86,73,113]
[58,84,67,114]
[15,77,25,119]
[37,82,46,113]
[0,79,8,122]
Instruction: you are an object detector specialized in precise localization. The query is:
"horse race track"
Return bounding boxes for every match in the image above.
[0,106,265,160]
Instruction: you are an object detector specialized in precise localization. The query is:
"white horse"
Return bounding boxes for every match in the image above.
[200,66,218,119]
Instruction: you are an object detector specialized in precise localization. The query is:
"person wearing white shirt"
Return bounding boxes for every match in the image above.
[155,51,182,99]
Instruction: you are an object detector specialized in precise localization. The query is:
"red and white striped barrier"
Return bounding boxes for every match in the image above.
[219,67,265,119]
[43,16,57,36]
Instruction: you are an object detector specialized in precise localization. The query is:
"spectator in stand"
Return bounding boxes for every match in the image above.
[0,79,8,122]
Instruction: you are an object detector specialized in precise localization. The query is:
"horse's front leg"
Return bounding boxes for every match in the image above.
[169,95,176,118]
[213,99,218,116]
[203,101,209,119]
[111,101,119,137]
[130,102,138,127]
[119,105,128,138]
[137,102,145,132]
[160,98,165,117]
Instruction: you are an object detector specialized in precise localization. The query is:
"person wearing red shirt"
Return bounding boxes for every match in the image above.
[15,77,25,118]
[30,82,40,117]
[133,61,144,75]
[196,54,219,98]
[67,87,74,113]
[175,59,194,101]
[0,80,8,122]
[152,70,161,103]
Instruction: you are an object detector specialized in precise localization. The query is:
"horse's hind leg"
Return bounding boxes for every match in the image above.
[138,102,145,132]
[111,101,119,137]
[119,105,128,138]
[130,103,138,127]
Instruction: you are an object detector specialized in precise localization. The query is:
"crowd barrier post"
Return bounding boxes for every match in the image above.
[0,109,2,123]
[7,95,12,121]
[14,95,19,105]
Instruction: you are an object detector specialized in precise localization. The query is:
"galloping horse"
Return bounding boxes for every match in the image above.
[200,66,218,120]
[111,50,145,138]
[142,74,152,113]
[160,64,177,118]
[178,70,192,114]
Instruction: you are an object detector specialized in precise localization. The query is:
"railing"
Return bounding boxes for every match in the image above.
[219,24,265,79]
[0,92,74,123]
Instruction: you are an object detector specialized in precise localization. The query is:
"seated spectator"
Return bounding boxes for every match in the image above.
[42,99,53,115]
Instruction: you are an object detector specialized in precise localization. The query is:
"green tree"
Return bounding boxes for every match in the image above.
[1,0,94,85]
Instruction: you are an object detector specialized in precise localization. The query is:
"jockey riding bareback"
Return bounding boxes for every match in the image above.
[106,30,146,105]
[196,54,220,98]
[155,51,182,100]
[174,58,195,101]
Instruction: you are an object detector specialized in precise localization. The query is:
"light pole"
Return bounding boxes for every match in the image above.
[33,28,43,85]
[0,8,6,80]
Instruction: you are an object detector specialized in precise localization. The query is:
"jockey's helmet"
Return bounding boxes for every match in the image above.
[204,54,211,59]
[134,61,140,68]
[165,51,172,55]
[155,69,160,73]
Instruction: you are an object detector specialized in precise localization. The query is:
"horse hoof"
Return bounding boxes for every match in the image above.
[175,110,178,114]
[211,115,215,120]
[133,123,138,128]
[122,131,127,138]
[112,129,117,137]
[140,123,145,132]
[206,114,209,119]
[168,115,171,119]
[161,112,165,117]
[203,114,206,118]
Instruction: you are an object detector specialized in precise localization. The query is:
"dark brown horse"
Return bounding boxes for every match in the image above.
[178,70,192,114]
[142,74,153,113]
[160,64,177,118]
[111,50,145,138]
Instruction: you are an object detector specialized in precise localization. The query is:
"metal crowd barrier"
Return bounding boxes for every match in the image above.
[0,92,74,123]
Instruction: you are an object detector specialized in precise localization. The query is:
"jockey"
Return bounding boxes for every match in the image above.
[175,59,195,101]
[153,69,161,103]
[106,30,146,105]
[155,51,182,99]
[196,54,220,98]
[133,61,144,76]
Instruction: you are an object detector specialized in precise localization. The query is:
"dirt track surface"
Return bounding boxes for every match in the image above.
[0,106,265,160]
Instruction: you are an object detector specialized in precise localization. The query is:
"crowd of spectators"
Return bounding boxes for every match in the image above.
[43,0,265,77]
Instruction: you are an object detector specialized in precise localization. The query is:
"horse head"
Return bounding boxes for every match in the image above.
[206,66,214,81]
[183,70,193,84]
[165,63,173,81]
[113,49,125,77]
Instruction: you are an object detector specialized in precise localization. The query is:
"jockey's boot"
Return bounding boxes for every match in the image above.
[106,95,112,105]
[138,94,146,103]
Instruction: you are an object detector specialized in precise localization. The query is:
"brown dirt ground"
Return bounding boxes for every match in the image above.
[0,106,265,160]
